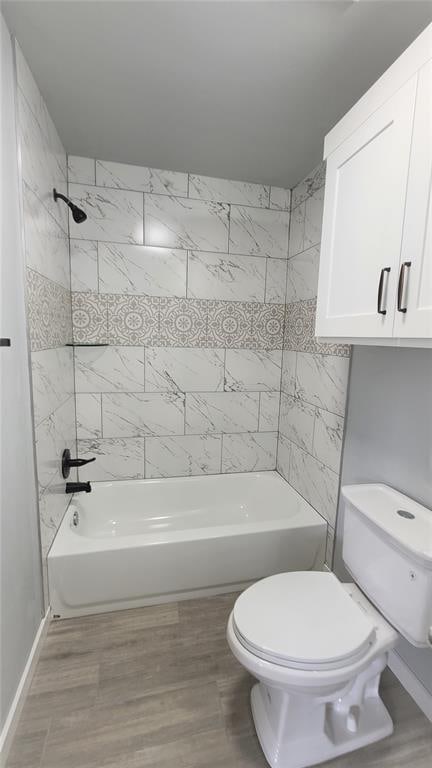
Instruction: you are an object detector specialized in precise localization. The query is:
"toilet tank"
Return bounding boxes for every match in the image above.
[341,484,432,648]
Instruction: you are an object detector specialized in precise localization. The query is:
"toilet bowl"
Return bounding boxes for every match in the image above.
[227,571,397,768]
[226,484,432,768]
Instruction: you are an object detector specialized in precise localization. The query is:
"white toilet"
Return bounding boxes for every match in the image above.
[227,483,432,768]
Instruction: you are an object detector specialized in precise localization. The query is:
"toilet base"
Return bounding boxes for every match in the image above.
[251,658,394,768]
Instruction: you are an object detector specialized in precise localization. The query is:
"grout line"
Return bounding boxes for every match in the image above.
[96,241,100,293]
[99,393,103,438]
[263,258,269,303]
[142,192,145,246]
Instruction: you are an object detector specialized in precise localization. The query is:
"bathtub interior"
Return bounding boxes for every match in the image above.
[69,471,320,539]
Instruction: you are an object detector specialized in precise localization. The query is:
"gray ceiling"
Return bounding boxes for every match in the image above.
[3,1,432,188]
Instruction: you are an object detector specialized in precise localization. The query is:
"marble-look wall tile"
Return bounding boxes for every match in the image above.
[31,347,74,426]
[39,484,71,558]
[295,352,349,416]
[76,393,102,439]
[259,392,280,432]
[277,160,347,537]
[18,44,75,601]
[276,432,291,482]
[23,184,70,289]
[252,303,285,350]
[68,156,96,185]
[68,183,143,244]
[189,174,269,208]
[222,432,277,473]
[35,396,76,492]
[15,43,41,123]
[17,88,68,234]
[265,259,288,304]
[145,435,221,478]
[286,246,320,302]
[229,206,289,259]
[75,346,144,392]
[102,392,185,437]
[207,301,254,349]
[288,202,305,258]
[70,240,98,292]
[96,160,188,197]
[77,438,145,481]
[187,251,265,302]
[145,194,229,252]
[312,408,344,474]
[224,349,282,391]
[304,187,324,250]
[99,243,187,298]
[289,443,338,527]
[269,187,291,211]
[279,393,315,453]
[325,526,335,568]
[291,161,326,209]
[27,269,72,350]
[107,294,159,345]
[72,292,108,344]
[145,347,224,392]
[159,298,207,347]
[281,350,296,395]
[186,392,259,434]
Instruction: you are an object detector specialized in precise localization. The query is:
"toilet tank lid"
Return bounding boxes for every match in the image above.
[341,484,432,569]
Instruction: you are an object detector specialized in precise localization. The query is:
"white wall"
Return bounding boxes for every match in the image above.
[0,14,43,740]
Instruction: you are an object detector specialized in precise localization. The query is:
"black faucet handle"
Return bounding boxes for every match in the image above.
[62,449,96,478]
[69,457,96,468]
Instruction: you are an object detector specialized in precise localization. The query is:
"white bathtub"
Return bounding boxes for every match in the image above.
[48,471,326,618]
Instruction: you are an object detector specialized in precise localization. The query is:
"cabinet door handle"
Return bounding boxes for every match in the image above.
[397,261,411,313]
[377,267,391,315]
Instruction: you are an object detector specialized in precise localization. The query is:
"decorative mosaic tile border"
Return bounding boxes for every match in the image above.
[284,299,350,357]
[27,268,72,350]
[72,292,285,350]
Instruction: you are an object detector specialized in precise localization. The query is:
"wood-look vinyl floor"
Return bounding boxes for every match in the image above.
[6,592,432,768]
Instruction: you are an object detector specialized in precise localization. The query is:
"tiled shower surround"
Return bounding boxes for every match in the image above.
[17,40,350,580]
[15,45,76,591]
[276,165,351,565]
[68,155,291,481]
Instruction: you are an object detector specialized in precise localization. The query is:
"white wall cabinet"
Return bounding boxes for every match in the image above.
[316,25,432,347]
[393,59,432,339]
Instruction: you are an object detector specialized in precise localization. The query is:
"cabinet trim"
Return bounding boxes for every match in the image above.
[324,24,432,158]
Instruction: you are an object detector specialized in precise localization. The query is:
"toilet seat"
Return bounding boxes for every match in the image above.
[232,572,377,671]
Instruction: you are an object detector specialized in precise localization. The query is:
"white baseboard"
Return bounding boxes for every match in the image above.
[388,649,432,722]
[0,609,50,762]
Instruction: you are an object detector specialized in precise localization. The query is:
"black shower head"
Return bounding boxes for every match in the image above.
[53,188,87,224]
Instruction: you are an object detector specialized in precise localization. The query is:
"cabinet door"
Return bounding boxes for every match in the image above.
[316,76,417,338]
[393,60,432,339]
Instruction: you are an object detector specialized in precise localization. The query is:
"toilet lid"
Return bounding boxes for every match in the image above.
[233,572,376,670]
